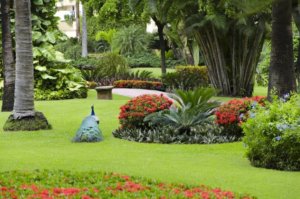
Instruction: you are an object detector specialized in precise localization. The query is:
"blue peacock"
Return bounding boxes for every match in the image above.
[73,105,103,142]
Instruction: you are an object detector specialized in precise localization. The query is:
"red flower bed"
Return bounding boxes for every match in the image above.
[0,170,254,199]
[215,96,266,137]
[119,94,173,129]
[114,80,165,91]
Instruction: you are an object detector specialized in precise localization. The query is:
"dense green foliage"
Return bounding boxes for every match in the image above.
[31,0,87,100]
[55,38,82,60]
[77,53,129,83]
[242,94,300,171]
[112,25,150,55]
[162,66,209,90]
[127,52,184,68]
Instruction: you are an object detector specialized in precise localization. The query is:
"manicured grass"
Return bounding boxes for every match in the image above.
[130,67,175,78]
[0,90,299,199]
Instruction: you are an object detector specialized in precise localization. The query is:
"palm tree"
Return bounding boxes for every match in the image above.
[75,0,80,40]
[1,0,15,112]
[3,0,50,131]
[13,0,35,119]
[81,4,88,57]
[268,0,296,97]
[129,0,174,75]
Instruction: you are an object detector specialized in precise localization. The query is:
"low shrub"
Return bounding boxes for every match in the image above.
[127,51,184,68]
[0,170,254,198]
[215,96,266,138]
[162,66,209,91]
[74,53,129,83]
[34,64,88,101]
[113,121,237,144]
[113,80,165,91]
[118,94,173,129]
[242,95,300,171]
[126,52,161,68]
[55,38,81,60]
[34,88,87,100]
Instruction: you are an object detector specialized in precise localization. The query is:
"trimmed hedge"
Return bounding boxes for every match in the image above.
[162,66,209,90]
[113,80,165,91]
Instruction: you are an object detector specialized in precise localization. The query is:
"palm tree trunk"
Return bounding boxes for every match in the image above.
[75,0,80,40]
[268,0,296,98]
[81,5,88,57]
[13,0,35,119]
[1,0,15,112]
[153,16,167,75]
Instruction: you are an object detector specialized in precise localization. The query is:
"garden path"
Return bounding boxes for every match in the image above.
[112,88,171,99]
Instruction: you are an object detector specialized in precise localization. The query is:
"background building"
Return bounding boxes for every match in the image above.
[55,0,81,38]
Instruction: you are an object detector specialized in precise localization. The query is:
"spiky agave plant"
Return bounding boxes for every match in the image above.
[144,87,220,134]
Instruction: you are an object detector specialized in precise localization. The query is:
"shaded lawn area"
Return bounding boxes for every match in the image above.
[0,90,299,199]
[130,67,175,78]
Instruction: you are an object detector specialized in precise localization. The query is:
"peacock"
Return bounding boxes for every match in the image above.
[73,105,103,142]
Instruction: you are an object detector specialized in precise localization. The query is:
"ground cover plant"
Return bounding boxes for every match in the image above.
[0,90,300,199]
[0,170,254,199]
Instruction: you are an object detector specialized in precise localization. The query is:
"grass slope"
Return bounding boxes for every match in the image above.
[0,90,299,199]
[130,67,175,78]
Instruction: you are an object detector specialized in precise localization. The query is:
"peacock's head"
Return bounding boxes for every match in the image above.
[91,105,99,124]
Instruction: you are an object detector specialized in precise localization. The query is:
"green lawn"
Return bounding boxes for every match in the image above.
[0,90,299,199]
[130,67,175,78]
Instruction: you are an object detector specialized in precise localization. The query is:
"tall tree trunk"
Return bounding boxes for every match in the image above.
[153,17,166,75]
[268,0,296,98]
[81,5,88,57]
[1,0,15,112]
[292,0,300,89]
[13,0,35,119]
[75,0,80,40]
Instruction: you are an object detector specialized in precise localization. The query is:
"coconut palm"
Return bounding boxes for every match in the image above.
[12,0,36,119]
[81,4,88,57]
[1,0,15,112]
[3,0,50,131]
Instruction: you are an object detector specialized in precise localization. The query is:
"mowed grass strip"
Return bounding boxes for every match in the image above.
[0,90,299,199]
